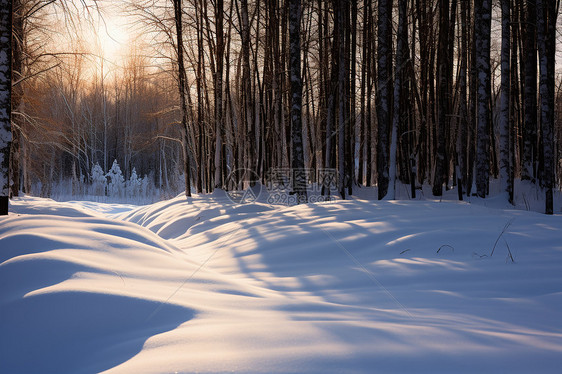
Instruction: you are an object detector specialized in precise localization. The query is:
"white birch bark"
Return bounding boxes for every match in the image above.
[0,0,12,215]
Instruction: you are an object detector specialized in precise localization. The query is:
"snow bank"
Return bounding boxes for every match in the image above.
[2,195,562,373]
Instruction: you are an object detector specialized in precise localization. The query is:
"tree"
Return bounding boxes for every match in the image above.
[522,0,537,181]
[213,0,224,189]
[499,0,512,202]
[536,0,559,214]
[289,0,306,203]
[335,0,347,199]
[172,0,192,197]
[388,0,408,200]
[90,162,106,196]
[106,159,124,198]
[475,0,492,198]
[432,0,451,197]
[456,0,470,200]
[9,0,22,198]
[0,0,12,215]
[376,0,393,199]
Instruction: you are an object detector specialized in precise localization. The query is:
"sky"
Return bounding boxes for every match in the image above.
[74,2,562,80]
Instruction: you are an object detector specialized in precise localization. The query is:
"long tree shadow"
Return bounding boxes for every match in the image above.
[1,291,194,374]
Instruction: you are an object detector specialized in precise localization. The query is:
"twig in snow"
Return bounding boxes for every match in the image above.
[490,218,514,257]
[437,244,454,254]
[503,238,515,263]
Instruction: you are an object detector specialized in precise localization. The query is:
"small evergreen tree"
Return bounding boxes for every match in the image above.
[141,175,151,199]
[127,167,141,198]
[90,163,106,196]
[106,160,124,198]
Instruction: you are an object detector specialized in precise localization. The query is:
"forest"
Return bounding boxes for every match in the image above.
[0,0,561,213]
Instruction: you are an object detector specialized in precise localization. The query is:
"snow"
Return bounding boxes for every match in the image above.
[1,191,562,373]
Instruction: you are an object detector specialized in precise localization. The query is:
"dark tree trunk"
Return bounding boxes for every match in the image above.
[376,0,393,199]
[214,0,225,189]
[536,0,558,214]
[388,0,408,200]
[522,0,537,181]
[475,0,492,198]
[433,0,450,196]
[457,0,469,200]
[173,0,191,197]
[336,0,346,199]
[499,0,513,203]
[289,0,307,203]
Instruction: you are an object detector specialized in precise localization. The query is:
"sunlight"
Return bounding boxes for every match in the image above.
[93,13,129,67]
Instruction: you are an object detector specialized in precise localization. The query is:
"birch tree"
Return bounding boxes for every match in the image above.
[0,0,11,215]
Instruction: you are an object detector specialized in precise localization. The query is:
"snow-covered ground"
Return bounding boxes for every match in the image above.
[1,192,562,373]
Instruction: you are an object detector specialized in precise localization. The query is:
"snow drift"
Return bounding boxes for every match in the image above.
[1,194,562,373]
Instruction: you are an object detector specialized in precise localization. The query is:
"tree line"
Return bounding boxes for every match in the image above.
[0,0,561,215]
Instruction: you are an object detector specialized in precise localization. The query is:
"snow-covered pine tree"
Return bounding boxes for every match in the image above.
[289,0,307,204]
[106,160,124,198]
[475,0,492,198]
[141,175,150,199]
[0,0,12,215]
[127,167,141,198]
[90,163,106,196]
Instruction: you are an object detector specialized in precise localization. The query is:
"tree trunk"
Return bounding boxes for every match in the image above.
[433,0,450,196]
[522,0,537,181]
[536,0,558,214]
[289,0,307,204]
[214,0,224,189]
[376,0,393,199]
[475,0,492,198]
[336,0,346,199]
[173,0,191,197]
[457,0,469,201]
[0,0,12,215]
[10,0,23,198]
[499,0,512,203]
[388,0,407,200]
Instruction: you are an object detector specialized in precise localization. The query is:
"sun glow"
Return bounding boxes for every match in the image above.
[93,13,130,67]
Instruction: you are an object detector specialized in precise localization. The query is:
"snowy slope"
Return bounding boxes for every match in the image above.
[1,194,562,373]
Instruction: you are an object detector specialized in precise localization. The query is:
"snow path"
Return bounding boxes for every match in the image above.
[1,194,562,373]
